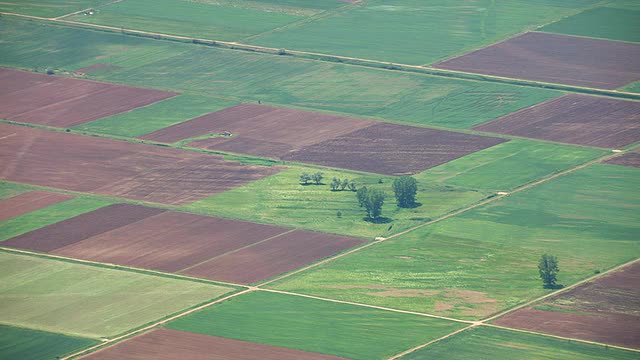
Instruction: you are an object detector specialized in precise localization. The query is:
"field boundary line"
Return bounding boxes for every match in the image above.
[388,325,478,360]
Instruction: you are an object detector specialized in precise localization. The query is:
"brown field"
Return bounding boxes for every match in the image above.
[434,32,640,89]
[605,150,640,168]
[472,94,640,148]
[82,328,347,360]
[0,124,283,205]
[182,230,366,284]
[0,68,177,127]
[494,262,640,348]
[0,191,73,222]
[283,123,508,175]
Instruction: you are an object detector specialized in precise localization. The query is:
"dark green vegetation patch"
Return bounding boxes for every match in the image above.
[540,7,640,43]
[0,324,97,360]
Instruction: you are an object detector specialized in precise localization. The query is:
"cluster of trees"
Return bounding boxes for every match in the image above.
[356,187,386,220]
[330,177,357,192]
[299,172,324,185]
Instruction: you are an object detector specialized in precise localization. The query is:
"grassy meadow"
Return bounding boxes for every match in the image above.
[0,325,97,360]
[539,7,640,43]
[0,0,112,18]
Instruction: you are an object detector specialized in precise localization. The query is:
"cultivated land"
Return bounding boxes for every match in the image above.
[0,325,97,360]
[0,0,112,18]
[0,191,73,222]
[605,150,640,168]
[0,252,233,338]
[0,124,283,205]
[0,68,177,128]
[539,6,640,43]
[473,94,640,149]
[82,328,347,360]
[495,262,640,349]
[402,326,638,360]
[166,291,465,360]
[269,164,640,319]
[435,32,640,89]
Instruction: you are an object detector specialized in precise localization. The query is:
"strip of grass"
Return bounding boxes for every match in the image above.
[167,291,465,360]
[269,164,640,320]
[73,95,237,137]
[0,182,31,200]
[539,7,640,43]
[0,0,112,18]
[0,324,97,360]
[402,326,637,359]
[619,81,640,93]
[0,251,233,338]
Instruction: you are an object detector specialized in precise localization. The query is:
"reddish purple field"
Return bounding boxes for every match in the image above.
[434,32,640,89]
[473,94,640,148]
[0,191,73,222]
[0,68,177,127]
[605,150,640,168]
[82,328,347,360]
[0,124,282,205]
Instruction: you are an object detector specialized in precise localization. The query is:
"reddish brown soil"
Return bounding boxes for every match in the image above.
[605,150,640,168]
[53,211,290,273]
[0,124,283,205]
[0,68,177,127]
[495,263,640,349]
[434,32,640,89]
[0,191,73,222]
[284,123,507,175]
[182,230,366,284]
[473,94,640,148]
[82,328,347,360]
[2,204,165,252]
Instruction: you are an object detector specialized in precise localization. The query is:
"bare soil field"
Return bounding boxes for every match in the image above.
[494,262,640,349]
[182,230,366,284]
[605,150,640,168]
[283,123,508,175]
[473,94,640,148]
[0,124,283,205]
[434,32,640,89]
[0,68,177,127]
[0,191,73,222]
[82,328,347,360]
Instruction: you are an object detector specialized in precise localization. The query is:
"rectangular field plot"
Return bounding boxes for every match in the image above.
[0,191,73,222]
[0,124,282,205]
[0,252,233,338]
[435,32,640,89]
[166,291,465,360]
[0,324,97,360]
[539,7,640,43]
[494,262,640,349]
[0,0,113,18]
[82,328,346,360]
[402,327,637,360]
[0,68,177,127]
[268,164,640,320]
[473,94,640,149]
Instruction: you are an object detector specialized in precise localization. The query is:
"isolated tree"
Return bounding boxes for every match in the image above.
[356,187,385,220]
[330,177,340,191]
[348,180,357,192]
[356,186,369,208]
[340,178,349,191]
[393,176,418,208]
[311,172,324,185]
[538,254,560,288]
[300,172,311,185]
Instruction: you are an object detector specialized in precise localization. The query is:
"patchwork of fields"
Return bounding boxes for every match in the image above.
[0,1,638,358]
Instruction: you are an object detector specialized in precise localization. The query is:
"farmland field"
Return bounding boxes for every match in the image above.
[605,150,640,168]
[435,32,640,89]
[0,0,112,18]
[0,325,97,360]
[402,326,637,360]
[539,7,640,43]
[0,251,233,338]
[0,191,73,222]
[268,164,640,319]
[166,291,465,359]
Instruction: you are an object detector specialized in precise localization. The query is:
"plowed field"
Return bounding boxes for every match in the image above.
[0,191,73,222]
[0,124,282,205]
[435,32,640,89]
[605,150,640,168]
[0,68,177,127]
[473,94,640,148]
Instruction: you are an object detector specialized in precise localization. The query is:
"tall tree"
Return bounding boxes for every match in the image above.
[356,187,385,220]
[311,172,324,185]
[300,172,311,185]
[392,176,418,207]
[538,254,560,288]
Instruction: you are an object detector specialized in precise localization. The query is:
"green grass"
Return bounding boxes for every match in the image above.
[619,81,640,93]
[69,0,305,42]
[269,164,640,320]
[0,324,97,360]
[0,251,233,338]
[0,182,32,200]
[539,7,640,43]
[250,0,599,65]
[166,291,465,360]
[415,140,607,191]
[0,196,112,241]
[186,166,488,239]
[0,0,112,18]
[73,95,238,137]
[402,326,638,359]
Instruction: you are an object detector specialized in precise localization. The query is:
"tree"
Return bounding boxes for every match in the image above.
[330,177,340,191]
[538,254,560,288]
[356,187,385,220]
[356,186,368,208]
[340,178,349,191]
[393,176,418,208]
[311,172,324,185]
[348,181,357,192]
[300,172,311,185]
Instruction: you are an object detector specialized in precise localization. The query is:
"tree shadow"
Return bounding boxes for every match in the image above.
[543,284,564,290]
[399,202,422,209]
[364,217,393,224]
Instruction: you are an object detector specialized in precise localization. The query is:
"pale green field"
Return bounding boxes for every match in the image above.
[0,0,112,18]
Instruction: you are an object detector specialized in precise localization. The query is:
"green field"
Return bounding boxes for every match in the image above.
[0,252,233,338]
[0,324,97,360]
[0,182,31,200]
[167,291,464,360]
[0,196,112,241]
[402,326,637,359]
[269,164,640,320]
[0,0,112,18]
[539,7,640,43]
[251,0,598,65]
[73,95,238,137]
[620,81,640,93]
